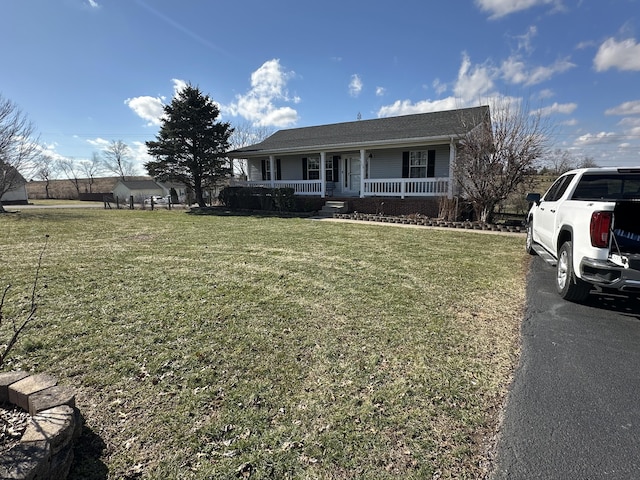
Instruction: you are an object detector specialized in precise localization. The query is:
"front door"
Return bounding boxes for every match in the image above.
[345,157,361,195]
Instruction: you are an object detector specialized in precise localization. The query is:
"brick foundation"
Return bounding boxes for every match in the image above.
[337,197,442,217]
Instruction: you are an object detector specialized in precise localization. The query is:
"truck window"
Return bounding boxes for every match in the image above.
[571,174,640,200]
[543,174,575,202]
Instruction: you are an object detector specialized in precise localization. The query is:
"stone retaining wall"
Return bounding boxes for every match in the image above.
[0,372,81,480]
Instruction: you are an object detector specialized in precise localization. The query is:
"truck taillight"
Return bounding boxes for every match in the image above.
[590,211,612,248]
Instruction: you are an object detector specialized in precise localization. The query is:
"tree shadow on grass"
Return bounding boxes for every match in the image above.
[68,422,108,480]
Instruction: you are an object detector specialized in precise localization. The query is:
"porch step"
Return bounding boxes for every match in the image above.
[318,201,348,217]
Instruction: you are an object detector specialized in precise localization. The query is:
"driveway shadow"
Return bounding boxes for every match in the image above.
[585,290,640,319]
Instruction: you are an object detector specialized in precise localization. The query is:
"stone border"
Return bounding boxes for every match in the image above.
[0,372,81,480]
[333,213,526,233]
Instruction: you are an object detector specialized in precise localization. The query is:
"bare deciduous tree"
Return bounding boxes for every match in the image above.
[79,152,104,193]
[56,158,83,197]
[545,149,576,175]
[35,154,56,199]
[102,140,135,180]
[454,98,551,223]
[0,94,41,212]
[229,122,274,179]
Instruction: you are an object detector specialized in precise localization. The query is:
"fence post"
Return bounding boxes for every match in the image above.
[129,196,134,210]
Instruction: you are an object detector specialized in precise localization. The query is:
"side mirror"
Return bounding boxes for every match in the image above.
[526,193,541,205]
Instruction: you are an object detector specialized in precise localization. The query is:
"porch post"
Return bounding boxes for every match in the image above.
[448,138,455,199]
[359,149,366,198]
[320,152,326,199]
[269,155,276,188]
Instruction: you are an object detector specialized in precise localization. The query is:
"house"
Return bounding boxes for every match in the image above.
[227,106,491,215]
[0,165,28,205]
[112,179,167,203]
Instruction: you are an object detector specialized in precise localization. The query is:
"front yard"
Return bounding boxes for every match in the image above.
[0,209,527,479]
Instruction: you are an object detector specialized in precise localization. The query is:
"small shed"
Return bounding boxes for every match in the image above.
[112,179,167,203]
[0,166,28,205]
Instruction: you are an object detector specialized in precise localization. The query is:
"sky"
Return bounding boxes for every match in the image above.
[2,0,640,175]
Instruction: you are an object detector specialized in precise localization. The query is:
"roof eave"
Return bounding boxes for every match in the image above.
[227,134,457,158]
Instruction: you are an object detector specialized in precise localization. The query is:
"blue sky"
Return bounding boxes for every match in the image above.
[2,0,640,173]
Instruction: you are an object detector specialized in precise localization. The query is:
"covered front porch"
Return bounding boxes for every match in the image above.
[235,147,454,199]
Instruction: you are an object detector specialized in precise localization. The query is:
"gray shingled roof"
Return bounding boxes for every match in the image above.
[117,180,162,190]
[228,106,489,157]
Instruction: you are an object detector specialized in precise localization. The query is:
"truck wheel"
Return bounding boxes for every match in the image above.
[557,241,591,302]
[526,222,536,255]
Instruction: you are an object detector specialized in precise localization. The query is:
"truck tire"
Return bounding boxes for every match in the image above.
[557,241,591,302]
[526,222,536,255]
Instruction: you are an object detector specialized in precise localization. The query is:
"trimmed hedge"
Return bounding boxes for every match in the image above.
[218,186,299,212]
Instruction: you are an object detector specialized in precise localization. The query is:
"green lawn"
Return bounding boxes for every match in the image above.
[0,209,528,479]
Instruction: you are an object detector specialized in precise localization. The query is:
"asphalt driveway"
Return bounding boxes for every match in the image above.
[491,256,640,479]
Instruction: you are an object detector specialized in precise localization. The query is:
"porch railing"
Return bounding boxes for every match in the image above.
[364,178,449,198]
[232,178,450,198]
[241,180,322,195]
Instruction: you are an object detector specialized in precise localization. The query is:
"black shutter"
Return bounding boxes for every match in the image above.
[427,150,436,178]
[302,158,308,180]
[261,159,267,181]
[332,156,340,182]
[276,159,282,180]
[402,151,410,178]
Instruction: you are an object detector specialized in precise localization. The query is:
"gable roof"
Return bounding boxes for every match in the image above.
[228,105,490,158]
[114,180,163,191]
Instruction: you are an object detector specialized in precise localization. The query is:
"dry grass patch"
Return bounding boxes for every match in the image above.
[0,208,528,479]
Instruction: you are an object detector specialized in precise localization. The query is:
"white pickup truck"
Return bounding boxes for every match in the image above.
[526,167,640,302]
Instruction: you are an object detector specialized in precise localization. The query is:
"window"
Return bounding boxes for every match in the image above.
[307,157,320,180]
[543,174,575,202]
[326,158,334,182]
[262,160,271,181]
[403,150,436,178]
[261,159,281,181]
[572,173,640,200]
[303,156,338,181]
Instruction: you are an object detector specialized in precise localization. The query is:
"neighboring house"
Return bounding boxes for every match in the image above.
[0,165,28,205]
[227,106,490,203]
[158,181,191,204]
[112,179,166,203]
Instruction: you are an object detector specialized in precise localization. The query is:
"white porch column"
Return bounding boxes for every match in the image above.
[269,155,275,188]
[320,151,326,199]
[359,149,366,198]
[448,138,456,199]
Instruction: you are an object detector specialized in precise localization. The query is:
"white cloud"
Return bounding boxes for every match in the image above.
[124,96,165,126]
[574,131,619,146]
[377,54,507,117]
[475,0,562,19]
[130,141,154,164]
[87,0,100,8]
[377,97,461,117]
[538,89,555,99]
[501,56,575,85]
[453,53,495,101]
[172,78,188,96]
[226,59,299,128]
[514,25,537,54]
[605,100,640,116]
[594,38,640,71]
[532,102,577,116]
[432,79,447,95]
[375,86,386,97]
[86,137,111,148]
[349,74,363,97]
